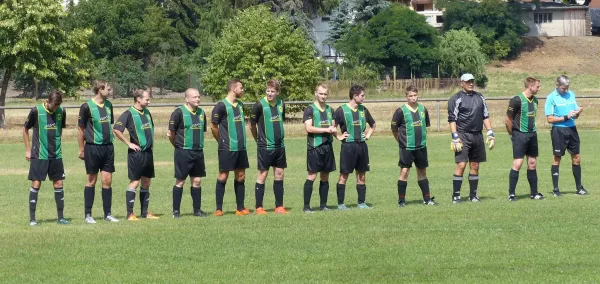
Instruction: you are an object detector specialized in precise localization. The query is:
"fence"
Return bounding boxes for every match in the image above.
[380,78,462,93]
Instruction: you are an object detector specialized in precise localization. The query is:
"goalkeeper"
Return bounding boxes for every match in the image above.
[447,73,495,203]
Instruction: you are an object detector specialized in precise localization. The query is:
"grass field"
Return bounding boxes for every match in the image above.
[2,130,600,283]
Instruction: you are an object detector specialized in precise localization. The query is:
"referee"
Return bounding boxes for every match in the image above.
[544,75,587,196]
[113,89,160,220]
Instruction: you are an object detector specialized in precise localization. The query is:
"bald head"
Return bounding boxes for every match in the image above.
[185,88,201,108]
[185,88,200,98]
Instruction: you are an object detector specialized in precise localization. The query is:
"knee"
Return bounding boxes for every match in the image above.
[236,172,245,181]
[141,180,151,189]
[356,173,366,184]
[174,179,185,188]
[191,177,202,188]
[307,172,317,181]
[338,174,348,184]
[31,180,42,188]
[275,168,285,180]
[319,172,329,181]
[572,155,581,165]
[129,180,140,189]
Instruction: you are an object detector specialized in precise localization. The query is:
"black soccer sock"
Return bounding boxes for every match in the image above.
[255,183,265,208]
[357,184,366,204]
[452,175,463,197]
[215,180,226,211]
[508,169,519,196]
[172,185,183,212]
[418,179,431,202]
[84,186,95,215]
[397,180,408,201]
[318,181,329,208]
[336,183,346,205]
[572,164,582,189]
[234,180,245,211]
[139,188,150,216]
[126,188,136,215]
[54,187,64,219]
[29,187,39,221]
[102,187,112,218]
[468,174,479,198]
[303,180,314,207]
[191,186,202,211]
[551,165,559,189]
[274,180,284,207]
[527,169,538,195]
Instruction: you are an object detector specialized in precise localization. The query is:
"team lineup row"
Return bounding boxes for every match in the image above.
[23,74,587,226]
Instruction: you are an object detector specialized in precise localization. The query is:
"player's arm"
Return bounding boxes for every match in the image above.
[333,108,349,140]
[303,107,331,134]
[391,110,400,143]
[210,103,225,140]
[250,103,260,142]
[77,104,88,160]
[544,97,573,123]
[113,112,141,152]
[210,123,219,140]
[168,108,180,147]
[505,97,519,136]
[22,108,36,161]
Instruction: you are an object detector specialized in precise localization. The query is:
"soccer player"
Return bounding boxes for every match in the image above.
[505,77,544,201]
[211,79,250,216]
[78,80,118,223]
[250,80,288,214]
[113,89,160,220]
[334,85,376,210]
[544,75,586,196]
[391,86,435,207]
[23,91,69,226]
[168,88,209,218]
[302,83,337,213]
[447,73,495,204]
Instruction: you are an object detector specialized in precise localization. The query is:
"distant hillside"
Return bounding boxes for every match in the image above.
[488,36,600,75]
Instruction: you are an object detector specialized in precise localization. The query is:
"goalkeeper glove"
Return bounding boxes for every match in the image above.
[486,129,496,150]
[450,132,463,152]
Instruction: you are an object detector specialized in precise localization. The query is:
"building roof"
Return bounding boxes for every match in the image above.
[589,0,600,8]
[517,1,588,11]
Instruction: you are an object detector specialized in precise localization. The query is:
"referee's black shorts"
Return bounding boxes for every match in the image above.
[307,143,336,173]
[399,147,428,169]
[340,142,370,174]
[218,150,249,172]
[455,132,486,163]
[128,150,155,180]
[84,143,115,174]
[28,158,65,181]
[511,131,538,158]
[551,126,580,156]
[174,148,206,179]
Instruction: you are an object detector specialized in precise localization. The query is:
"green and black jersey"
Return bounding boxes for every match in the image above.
[168,105,206,150]
[391,104,430,150]
[114,107,155,151]
[506,93,537,133]
[24,104,66,160]
[302,103,334,149]
[211,99,247,151]
[78,99,114,145]
[250,97,285,150]
[334,103,375,143]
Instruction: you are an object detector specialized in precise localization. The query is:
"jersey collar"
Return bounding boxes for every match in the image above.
[42,103,55,114]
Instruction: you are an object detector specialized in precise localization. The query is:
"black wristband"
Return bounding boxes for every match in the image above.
[563,115,569,121]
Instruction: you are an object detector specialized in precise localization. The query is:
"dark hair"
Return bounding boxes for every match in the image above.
[266,79,280,92]
[405,86,418,94]
[349,85,365,100]
[227,79,242,91]
[133,89,149,103]
[48,90,63,104]
[92,80,108,95]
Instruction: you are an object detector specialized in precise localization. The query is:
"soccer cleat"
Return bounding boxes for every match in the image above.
[398,199,406,207]
[84,214,97,224]
[452,196,461,204]
[337,204,349,210]
[530,193,545,200]
[508,195,517,202]
[576,187,589,195]
[302,207,315,213]
[213,210,224,217]
[423,198,436,206]
[143,213,160,219]
[57,218,70,225]
[194,210,209,217]
[235,208,250,216]
[320,206,330,211]
[172,211,181,219]
[552,188,562,197]
[127,214,139,221]
[29,220,39,226]
[469,196,481,202]
[104,215,120,222]
[274,206,289,214]
[357,203,371,209]
[255,207,268,215]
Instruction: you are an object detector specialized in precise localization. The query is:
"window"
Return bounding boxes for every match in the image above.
[416,4,425,11]
[534,12,553,24]
[436,15,443,23]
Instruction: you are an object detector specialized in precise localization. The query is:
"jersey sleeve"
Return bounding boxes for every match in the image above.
[364,107,375,127]
[24,107,37,129]
[544,94,555,116]
[211,102,225,124]
[110,103,114,124]
[506,96,520,119]
[169,108,181,132]
[480,93,490,120]
[149,111,155,128]
[114,110,130,132]
[390,108,403,132]
[334,107,345,128]
[203,111,207,132]
[447,94,459,122]
[424,107,431,127]
[282,102,286,122]
[62,108,67,128]
[78,103,90,127]
[250,102,262,124]
[302,106,313,123]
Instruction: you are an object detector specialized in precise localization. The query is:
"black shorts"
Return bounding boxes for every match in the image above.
[174,148,206,179]
[28,159,65,181]
[340,142,370,174]
[512,131,538,158]
[257,148,287,170]
[84,143,115,174]
[307,144,336,173]
[551,126,580,156]
[218,150,249,172]
[399,147,429,169]
[128,150,155,180]
[455,132,486,163]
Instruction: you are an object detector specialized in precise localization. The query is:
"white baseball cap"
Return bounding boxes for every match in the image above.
[460,73,475,81]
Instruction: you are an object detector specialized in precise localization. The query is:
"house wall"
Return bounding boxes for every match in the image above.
[522,9,588,36]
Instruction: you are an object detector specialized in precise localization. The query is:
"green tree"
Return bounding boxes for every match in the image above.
[0,0,91,127]
[443,0,529,59]
[336,5,439,77]
[93,56,147,97]
[327,0,390,45]
[202,6,321,106]
[439,28,487,79]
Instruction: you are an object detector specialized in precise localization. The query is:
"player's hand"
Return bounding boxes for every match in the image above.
[577,107,583,114]
[341,132,350,140]
[79,150,85,160]
[328,126,337,134]
[568,110,577,119]
[362,132,369,140]
[128,143,141,152]
[486,130,496,150]
[450,132,462,152]
[25,150,31,161]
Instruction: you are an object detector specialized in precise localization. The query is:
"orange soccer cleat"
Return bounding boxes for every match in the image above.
[143,212,160,219]
[255,207,268,215]
[127,214,139,221]
[214,210,224,217]
[235,208,250,216]
[274,206,288,214]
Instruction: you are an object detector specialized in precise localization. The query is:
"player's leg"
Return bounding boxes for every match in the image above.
[337,173,350,210]
[416,168,433,204]
[526,156,542,199]
[126,179,140,220]
[214,170,229,216]
[337,143,353,210]
[467,133,486,202]
[273,148,287,213]
[101,144,117,222]
[28,179,42,226]
[509,132,526,201]
[50,178,68,224]
[303,147,319,211]
[568,128,586,195]
[550,127,566,196]
[468,162,480,201]
[356,171,369,209]
[83,144,100,223]
[139,176,157,218]
[234,168,249,215]
[255,169,269,212]
[190,176,207,216]
[27,158,49,225]
[398,167,410,207]
[125,151,140,220]
[318,172,331,210]
[453,162,467,202]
